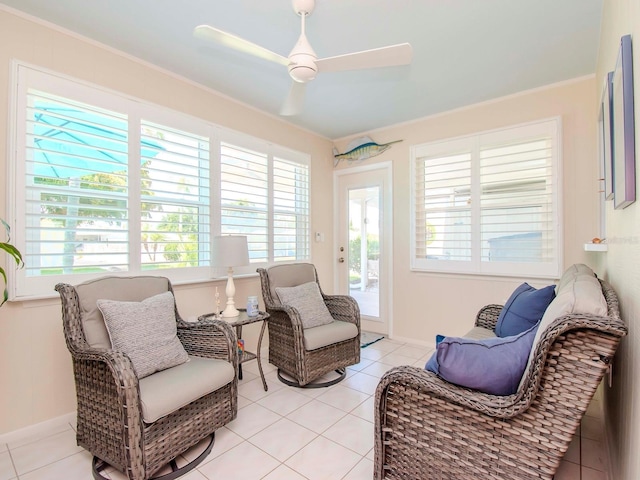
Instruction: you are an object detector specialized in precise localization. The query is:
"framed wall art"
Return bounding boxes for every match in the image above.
[599,72,614,200]
[612,34,636,209]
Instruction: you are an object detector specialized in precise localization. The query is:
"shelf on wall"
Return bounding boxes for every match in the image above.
[584,243,608,252]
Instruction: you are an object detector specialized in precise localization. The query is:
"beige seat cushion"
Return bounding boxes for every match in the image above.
[303,320,359,351]
[76,276,171,349]
[139,356,235,423]
[266,263,316,302]
[464,326,497,341]
[519,264,607,390]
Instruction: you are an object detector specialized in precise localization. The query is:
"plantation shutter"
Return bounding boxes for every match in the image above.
[12,64,313,300]
[140,121,210,269]
[478,121,558,276]
[273,157,310,261]
[412,119,560,278]
[25,90,130,276]
[412,138,474,272]
[220,142,269,262]
[479,140,554,263]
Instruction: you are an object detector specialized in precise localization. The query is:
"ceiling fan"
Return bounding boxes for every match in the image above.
[194,0,413,116]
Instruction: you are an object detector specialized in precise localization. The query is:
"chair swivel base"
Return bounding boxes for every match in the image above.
[277,368,346,388]
[92,433,215,480]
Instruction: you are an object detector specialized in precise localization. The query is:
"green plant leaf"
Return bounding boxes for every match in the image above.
[0,219,24,306]
[0,267,8,307]
[0,242,23,266]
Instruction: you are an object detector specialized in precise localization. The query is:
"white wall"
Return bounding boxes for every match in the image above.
[335,77,599,345]
[0,9,334,434]
[595,2,640,479]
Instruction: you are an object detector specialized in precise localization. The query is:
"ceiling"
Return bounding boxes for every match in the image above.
[0,0,603,140]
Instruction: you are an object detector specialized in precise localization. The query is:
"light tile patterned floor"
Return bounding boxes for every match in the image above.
[0,338,609,479]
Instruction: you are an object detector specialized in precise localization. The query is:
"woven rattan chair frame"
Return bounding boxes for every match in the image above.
[374,279,627,479]
[258,265,361,387]
[56,278,238,480]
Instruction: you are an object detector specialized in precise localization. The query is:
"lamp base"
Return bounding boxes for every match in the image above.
[221,305,240,318]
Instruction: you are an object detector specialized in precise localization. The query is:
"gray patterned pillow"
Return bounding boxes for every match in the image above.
[97,291,189,378]
[275,281,335,329]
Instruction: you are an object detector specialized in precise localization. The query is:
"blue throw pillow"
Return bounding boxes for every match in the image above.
[425,324,538,396]
[494,283,555,337]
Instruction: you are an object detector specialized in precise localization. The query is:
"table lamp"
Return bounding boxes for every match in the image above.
[212,235,250,318]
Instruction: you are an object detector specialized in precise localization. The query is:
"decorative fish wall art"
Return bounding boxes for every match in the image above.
[333,136,402,166]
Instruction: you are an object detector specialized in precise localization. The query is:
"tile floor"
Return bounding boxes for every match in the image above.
[0,337,610,480]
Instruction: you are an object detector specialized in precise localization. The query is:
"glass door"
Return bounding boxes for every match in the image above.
[348,186,380,318]
[335,165,391,335]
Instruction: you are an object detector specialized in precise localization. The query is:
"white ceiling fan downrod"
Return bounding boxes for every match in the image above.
[287,0,317,83]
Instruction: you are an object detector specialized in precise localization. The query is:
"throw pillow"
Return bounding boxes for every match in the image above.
[425,323,538,396]
[275,282,335,329]
[97,291,189,379]
[494,283,556,337]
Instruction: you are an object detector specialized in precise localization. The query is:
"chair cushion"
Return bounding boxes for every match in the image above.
[139,356,235,423]
[275,281,335,329]
[266,263,317,302]
[76,276,171,349]
[426,323,538,396]
[494,283,556,337]
[97,291,189,379]
[462,326,497,341]
[303,320,359,351]
[518,264,608,391]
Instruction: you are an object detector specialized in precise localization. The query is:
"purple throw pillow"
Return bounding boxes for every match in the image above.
[425,323,538,396]
[494,283,555,337]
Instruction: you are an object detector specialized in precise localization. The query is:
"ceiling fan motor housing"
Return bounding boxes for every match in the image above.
[288,32,317,82]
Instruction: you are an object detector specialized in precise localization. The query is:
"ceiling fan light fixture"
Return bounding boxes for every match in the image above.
[289,64,317,83]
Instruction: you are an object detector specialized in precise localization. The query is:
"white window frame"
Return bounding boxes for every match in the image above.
[7,62,310,300]
[410,118,562,279]
[215,129,311,271]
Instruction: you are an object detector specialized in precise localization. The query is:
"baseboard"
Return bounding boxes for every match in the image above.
[0,411,76,446]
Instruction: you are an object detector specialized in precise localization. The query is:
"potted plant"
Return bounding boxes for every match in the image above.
[1,219,23,306]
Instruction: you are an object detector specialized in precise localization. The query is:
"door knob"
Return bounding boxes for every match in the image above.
[338,257,345,263]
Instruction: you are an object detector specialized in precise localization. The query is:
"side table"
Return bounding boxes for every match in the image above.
[198,309,270,391]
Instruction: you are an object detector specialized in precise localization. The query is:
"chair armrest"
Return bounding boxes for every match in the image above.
[71,347,145,451]
[177,319,239,367]
[474,304,503,330]
[376,365,525,420]
[323,294,361,326]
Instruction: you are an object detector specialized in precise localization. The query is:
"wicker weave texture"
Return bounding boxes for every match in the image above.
[258,265,361,386]
[374,279,627,480]
[56,278,238,480]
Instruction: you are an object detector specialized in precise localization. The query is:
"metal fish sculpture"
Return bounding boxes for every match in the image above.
[333,136,402,166]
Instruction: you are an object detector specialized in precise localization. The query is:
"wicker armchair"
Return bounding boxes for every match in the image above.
[258,263,361,387]
[374,279,627,480]
[56,276,238,480]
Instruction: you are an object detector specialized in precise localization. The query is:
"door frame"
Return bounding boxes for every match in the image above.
[333,161,393,337]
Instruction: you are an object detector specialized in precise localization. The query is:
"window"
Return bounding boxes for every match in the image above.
[219,136,310,264]
[411,119,561,278]
[9,64,310,299]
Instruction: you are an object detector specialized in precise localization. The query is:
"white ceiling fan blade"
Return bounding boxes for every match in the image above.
[194,25,289,66]
[316,43,412,73]
[280,81,307,116]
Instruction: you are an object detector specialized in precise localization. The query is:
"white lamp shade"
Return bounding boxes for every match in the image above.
[212,235,250,267]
